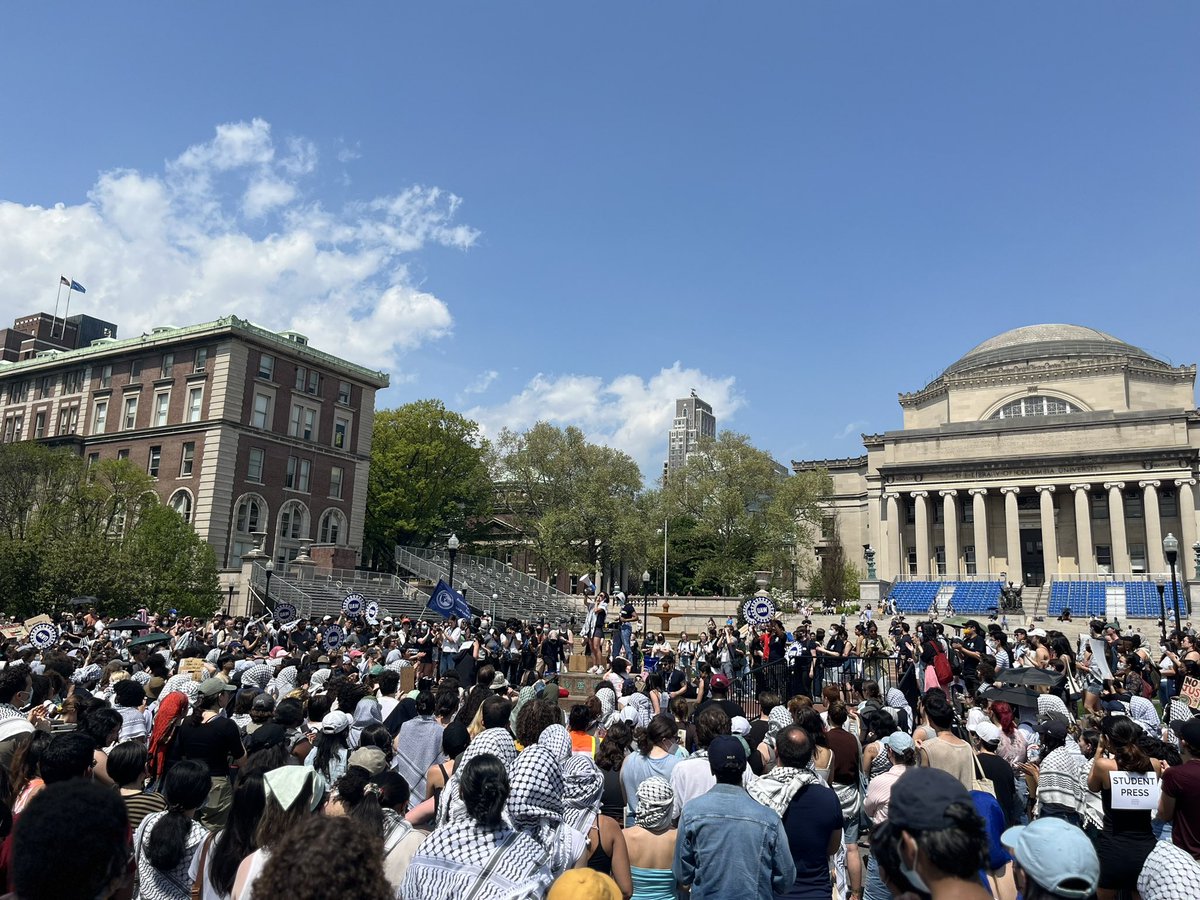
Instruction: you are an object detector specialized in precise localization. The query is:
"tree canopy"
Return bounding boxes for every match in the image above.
[364,400,493,566]
[0,443,219,617]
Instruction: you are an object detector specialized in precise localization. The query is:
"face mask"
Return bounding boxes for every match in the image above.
[900,844,931,896]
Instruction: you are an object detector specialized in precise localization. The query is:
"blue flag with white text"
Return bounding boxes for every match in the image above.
[70,280,86,293]
[428,579,471,620]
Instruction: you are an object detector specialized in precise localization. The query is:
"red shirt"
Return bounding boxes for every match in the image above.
[1164,757,1200,859]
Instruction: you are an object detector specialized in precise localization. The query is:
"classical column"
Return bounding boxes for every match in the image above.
[969,489,989,576]
[1105,482,1130,573]
[912,491,930,577]
[1036,486,1058,581]
[1141,480,1165,574]
[1071,484,1094,574]
[885,493,902,580]
[940,490,959,576]
[869,490,885,578]
[1001,487,1023,583]
[1176,479,1198,581]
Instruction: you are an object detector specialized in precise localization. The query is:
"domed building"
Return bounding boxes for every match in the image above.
[796,324,1199,615]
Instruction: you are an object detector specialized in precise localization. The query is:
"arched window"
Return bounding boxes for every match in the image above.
[275,500,310,565]
[990,396,1078,420]
[169,489,193,524]
[318,509,346,545]
[228,493,270,566]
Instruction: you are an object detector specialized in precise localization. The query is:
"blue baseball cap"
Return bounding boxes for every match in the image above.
[1001,819,1099,900]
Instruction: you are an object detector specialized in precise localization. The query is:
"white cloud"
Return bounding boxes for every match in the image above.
[466,362,743,476]
[0,119,478,373]
[834,420,868,440]
[459,369,499,399]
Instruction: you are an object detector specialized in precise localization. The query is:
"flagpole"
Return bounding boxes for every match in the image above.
[52,280,64,340]
[62,284,74,340]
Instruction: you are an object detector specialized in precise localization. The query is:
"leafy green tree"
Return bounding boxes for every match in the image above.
[495,423,643,578]
[661,431,830,595]
[365,400,493,567]
[121,504,221,617]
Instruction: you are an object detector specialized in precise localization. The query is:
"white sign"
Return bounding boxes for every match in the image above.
[1088,638,1112,681]
[1108,770,1161,811]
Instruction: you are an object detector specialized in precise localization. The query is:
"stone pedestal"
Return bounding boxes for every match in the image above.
[858,580,887,606]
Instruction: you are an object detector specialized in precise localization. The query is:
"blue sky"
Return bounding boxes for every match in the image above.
[1,4,1198,476]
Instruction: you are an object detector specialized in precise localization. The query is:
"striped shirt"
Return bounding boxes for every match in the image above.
[122,789,167,832]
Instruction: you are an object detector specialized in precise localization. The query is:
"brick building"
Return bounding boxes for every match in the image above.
[0,313,389,569]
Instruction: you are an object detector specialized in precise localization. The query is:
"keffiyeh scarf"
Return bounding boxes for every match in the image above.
[1037,693,1072,725]
[748,765,820,816]
[595,686,618,729]
[161,674,201,705]
[538,724,571,764]
[634,776,674,833]
[1129,696,1162,734]
[268,665,298,700]
[510,685,537,732]
[438,727,519,826]
[623,693,653,729]
[240,663,272,691]
[507,744,577,877]
[561,753,604,835]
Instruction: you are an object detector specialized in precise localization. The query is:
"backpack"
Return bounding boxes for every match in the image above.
[946,642,963,676]
[933,649,953,686]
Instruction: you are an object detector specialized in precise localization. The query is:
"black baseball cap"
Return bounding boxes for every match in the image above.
[708,735,747,777]
[888,768,971,832]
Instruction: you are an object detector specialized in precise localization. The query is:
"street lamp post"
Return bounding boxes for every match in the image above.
[264,560,274,611]
[447,534,460,590]
[642,570,651,657]
[225,584,235,616]
[1156,583,1168,642]
[492,593,499,621]
[1164,533,1181,634]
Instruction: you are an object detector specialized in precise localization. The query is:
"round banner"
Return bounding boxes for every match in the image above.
[275,602,298,625]
[742,596,776,626]
[323,625,345,651]
[342,593,365,616]
[365,600,380,623]
[28,623,60,650]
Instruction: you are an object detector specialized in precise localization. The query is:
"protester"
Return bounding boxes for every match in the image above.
[1001,816,1101,900]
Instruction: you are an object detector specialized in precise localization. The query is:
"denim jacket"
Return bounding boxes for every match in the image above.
[673,783,796,900]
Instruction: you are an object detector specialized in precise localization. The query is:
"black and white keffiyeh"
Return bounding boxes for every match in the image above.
[402,820,553,900]
[1137,838,1200,900]
[437,728,518,826]
[538,724,571,763]
[634,776,674,833]
[1129,696,1162,734]
[748,765,821,817]
[561,753,604,835]
[507,745,579,877]
[240,663,272,691]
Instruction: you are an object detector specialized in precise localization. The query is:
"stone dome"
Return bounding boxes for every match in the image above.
[943,324,1162,376]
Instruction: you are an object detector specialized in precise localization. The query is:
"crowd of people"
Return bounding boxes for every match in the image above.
[0,601,1196,900]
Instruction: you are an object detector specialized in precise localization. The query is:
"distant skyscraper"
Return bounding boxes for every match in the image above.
[666,389,716,472]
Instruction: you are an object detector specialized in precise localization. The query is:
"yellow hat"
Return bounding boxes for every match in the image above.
[546,869,622,900]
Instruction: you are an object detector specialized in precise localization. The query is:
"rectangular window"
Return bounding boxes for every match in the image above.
[294,366,307,391]
[330,465,344,499]
[1161,489,1178,517]
[935,546,946,576]
[33,411,45,439]
[285,456,311,491]
[1091,492,1108,519]
[962,501,974,525]
[36,375,52,399]
[333,416,349,450]
[147,446,161,477]
[1096,544,1112,572]
[100,365,112,388]
[258,353,274,380]
[337,380,351,404]
[1129,543,1146,573]
[1126,492,1144,519]
[92,400,108,435]
[252,393,271,429]
[130,359,142,381]
[2,414,22,443]
[87,452,99,467]
[153,391,170,427]
[58,405,79,434]
[186,387,203,423]
[160,353,174,378]
[289,404,316,440]
[194,347,208,372]
[964,545,977,576]
[180,442,195,477]
[63,370,84,394]
[122,396,139,430]
[906,548,918,576]
[117,448,129,461]
[306,370,320,395]
[247,448,265,482]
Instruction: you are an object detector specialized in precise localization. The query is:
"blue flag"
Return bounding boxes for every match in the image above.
[428,579,471,620]
[70,280,86,293]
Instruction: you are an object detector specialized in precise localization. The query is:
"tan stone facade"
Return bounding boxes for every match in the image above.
[796,325,1200,589]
